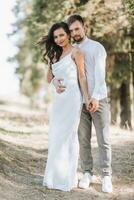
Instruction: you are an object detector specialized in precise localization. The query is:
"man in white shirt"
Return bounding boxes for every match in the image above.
[66,15,112,193]
[51,15,112,193]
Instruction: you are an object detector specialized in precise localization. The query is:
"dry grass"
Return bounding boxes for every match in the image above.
[0,99,134,200]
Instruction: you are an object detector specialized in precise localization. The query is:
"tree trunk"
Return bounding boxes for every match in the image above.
[110,86,119,125]
[131,35,134,130]
[131,38,134,101]
[119,81,132,130]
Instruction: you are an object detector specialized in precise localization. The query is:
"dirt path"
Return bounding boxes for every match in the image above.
[0,99,134,200]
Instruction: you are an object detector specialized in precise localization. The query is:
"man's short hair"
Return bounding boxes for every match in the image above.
[67,14,84,26]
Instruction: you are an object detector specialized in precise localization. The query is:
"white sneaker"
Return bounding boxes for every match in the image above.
[78,172,93,189]
[102,176,113,193]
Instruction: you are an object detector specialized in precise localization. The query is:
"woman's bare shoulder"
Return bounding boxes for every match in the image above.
[72,47,84,59]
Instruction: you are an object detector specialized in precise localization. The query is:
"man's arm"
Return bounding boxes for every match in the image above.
[88,44,107,112]
[92,44,107,100]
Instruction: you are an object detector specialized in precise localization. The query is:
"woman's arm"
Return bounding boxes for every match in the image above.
[47,66,54,83]
[72,48,90,106]
[46,66,66,93]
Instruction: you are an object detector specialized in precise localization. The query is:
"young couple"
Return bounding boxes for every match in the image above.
[42,15,112,193]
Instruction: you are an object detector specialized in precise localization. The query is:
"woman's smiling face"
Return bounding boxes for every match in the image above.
[53,27,70,47]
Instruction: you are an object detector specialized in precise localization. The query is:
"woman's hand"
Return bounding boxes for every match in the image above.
[53,78,66,93]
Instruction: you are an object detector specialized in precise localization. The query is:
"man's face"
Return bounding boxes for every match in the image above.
[69,20,86,43]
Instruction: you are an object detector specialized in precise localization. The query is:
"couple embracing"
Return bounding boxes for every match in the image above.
[42,14,112,193]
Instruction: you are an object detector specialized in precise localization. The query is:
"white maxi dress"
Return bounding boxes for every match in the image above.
[43,52,82,191]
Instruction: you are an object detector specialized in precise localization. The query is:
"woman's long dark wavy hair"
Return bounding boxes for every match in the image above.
[38,22,70,66]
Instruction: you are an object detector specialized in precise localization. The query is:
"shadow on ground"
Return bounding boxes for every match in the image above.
[0,137,134,200]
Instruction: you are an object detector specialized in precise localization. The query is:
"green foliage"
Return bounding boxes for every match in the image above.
[107,53,131,88]
[10,0,134,99]
[124,0,134,22]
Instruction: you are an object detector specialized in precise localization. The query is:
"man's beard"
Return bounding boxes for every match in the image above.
[73,35,84,43]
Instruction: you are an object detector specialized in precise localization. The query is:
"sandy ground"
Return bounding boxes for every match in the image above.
[0,98,134,200]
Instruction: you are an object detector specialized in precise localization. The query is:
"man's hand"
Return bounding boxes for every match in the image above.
[53,78,66,94]
[87,98,99,112]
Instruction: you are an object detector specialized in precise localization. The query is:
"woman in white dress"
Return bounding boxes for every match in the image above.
[42,22,89,191]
